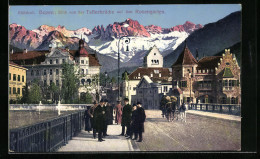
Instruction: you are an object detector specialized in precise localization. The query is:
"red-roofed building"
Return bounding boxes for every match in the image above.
[10,39,101,102]
[171,44,240,105]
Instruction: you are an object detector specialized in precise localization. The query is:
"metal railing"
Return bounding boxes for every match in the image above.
[188,103,241,116]
[9,110,86,152]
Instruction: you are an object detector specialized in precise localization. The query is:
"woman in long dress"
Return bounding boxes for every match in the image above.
[115,101,123,124]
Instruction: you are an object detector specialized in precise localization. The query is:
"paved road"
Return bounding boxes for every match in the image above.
[136,110,241,151]
[58,110,240,152]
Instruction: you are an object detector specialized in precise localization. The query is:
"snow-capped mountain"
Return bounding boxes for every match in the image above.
[9,18,203,63]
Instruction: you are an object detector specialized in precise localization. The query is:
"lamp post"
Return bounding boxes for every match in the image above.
[117,23,130,101]
[189,72,192,104]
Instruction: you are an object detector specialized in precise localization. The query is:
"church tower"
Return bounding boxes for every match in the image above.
[143,45,163,68]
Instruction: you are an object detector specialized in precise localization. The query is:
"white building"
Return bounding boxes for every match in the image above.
[131,75,172,109]
[10,39,101,101]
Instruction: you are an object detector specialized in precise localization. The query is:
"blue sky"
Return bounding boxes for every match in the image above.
[9,4,241,30]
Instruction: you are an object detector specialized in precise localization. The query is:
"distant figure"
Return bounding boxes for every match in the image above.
[178,102,187,122]
[172,102,177,120]
[166,102,173,122]
[103,99,113,137]
[120,98,132,137]
[84,107,92,132]
[115,101,123,124]
[135,102,146,142]
[88,100,98,139]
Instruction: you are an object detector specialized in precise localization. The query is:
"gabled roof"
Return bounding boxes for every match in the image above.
[172,44,198,67]
[137,75,153,88]
[128,67,171,83]
[197,56,222,69]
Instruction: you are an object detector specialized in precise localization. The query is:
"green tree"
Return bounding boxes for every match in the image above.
[99,72,110,87]
[48,82,59,103]
[28,82,42,104]
[111,77,116,85]
[61,63,80,104]
[21,84,29,104]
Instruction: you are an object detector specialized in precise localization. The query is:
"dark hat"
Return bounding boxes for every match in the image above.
[100,99,105,102]
[137,102,142,105]
[132,103,137,106]
[124,97,129,101]
[93,101,97,104]
[104,99,109,103]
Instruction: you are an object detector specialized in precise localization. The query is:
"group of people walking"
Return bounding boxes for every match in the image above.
[161,101,187,122]
[84,98,146,142]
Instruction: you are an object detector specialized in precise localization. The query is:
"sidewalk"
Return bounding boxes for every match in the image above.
[58,123,138,152]
[186,110,241,122]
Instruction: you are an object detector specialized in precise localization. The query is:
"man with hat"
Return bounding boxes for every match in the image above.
[88,100,98,139]
[120,98,132,137]
[93,99,106,142]
[135,102,146,142]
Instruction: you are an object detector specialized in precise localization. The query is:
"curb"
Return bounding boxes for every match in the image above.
[186,111,241,123]
[129,138,140,151]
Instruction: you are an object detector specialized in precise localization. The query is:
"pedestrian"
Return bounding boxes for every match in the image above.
[84,107,92,132]
[88,100,98,139]
[120,98,132,137]
[172,101,176,121]
[135,102,146,142]
[103,99,113,137]
[126,104,138,140]
[93,99,106,142]
[115,100,123,124]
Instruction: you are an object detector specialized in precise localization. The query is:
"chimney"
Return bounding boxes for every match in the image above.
[23,49,27,53]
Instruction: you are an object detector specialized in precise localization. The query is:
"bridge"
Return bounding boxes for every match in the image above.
[9,104,241,152]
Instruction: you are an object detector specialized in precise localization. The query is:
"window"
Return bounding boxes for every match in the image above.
[226,62,230,65]
[237,80,239,86]
[13,74,16,81]
[17,88,20,95]
[56,80,59,86]
[50,60,52,64]
[44,70,46,75]
[224,80,228,86]
[56,59,59,64]
[86,60,88,64]
[50,69,52,75]
[17,75,20,81]
[13,87,16,94]
[44,80,47,86]
[36,70,39,76]
[229,80,232,87]
[62,59,65,64]
[9,87,11,94]
[164,86,168,92]
[22,76,24,82]
[86,69,88,74]
[82,69,84,75]
[56,69,59,75]
[9,73,11,80]
[81,60,84,64]
[181,81,187,87]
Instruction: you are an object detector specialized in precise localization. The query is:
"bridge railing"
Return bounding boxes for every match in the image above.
[9,110,85,152]
[188,103,241,116]
[9,104,93,111]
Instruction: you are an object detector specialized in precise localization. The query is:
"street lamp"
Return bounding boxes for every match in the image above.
[117,23,130,101]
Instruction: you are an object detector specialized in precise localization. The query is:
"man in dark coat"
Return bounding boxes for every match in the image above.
[103,99,113,137]
[120,98,132,137]
[171,102,176,120]
[136,102,146,142]
[88,100,98,139]
[93,99,106,142]
[126,104,138,140]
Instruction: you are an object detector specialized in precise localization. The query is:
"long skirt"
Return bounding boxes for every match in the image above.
[85,117,92,131]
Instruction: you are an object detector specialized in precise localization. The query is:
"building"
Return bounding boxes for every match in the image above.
[122,45,172,105]
[131,75,172,109]
[9,62,27,102]
[171,43,241,105]
[10,39,101,102]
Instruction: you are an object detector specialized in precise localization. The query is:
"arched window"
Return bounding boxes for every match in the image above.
[151,60,153,63]
[81,79,85,86]
[87,79,91,85]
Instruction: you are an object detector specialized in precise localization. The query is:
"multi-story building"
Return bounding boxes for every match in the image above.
[9,62,27,102]
[122,45,172,104]
[171,44,241,105]
[10,39,101,101]
[131,75,172,109]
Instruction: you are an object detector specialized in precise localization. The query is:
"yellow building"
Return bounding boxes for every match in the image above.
[9,62,27,102]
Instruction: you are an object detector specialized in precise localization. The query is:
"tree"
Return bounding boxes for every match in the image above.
[61,63,80,104]
[28,82,42,104]
[20,84,29,104]
[111,77,116,86]
[48,82,59,103]
[99,72,110,87]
